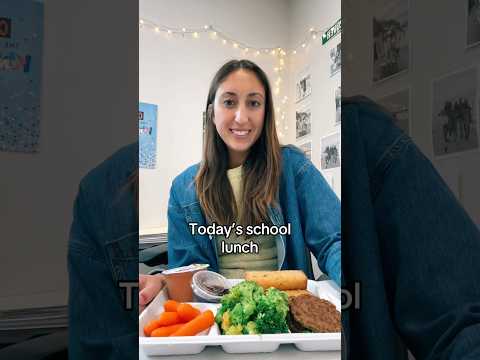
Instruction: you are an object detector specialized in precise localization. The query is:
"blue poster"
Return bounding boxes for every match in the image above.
[0,0,43,153]
[139,102,157,169]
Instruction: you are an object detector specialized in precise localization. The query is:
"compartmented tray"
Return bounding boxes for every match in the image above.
[139,280,341,356]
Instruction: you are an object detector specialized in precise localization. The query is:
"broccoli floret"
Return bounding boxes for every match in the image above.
[216,281,289,335]
[244,321,258,335]
[255,309,289,334]
[229,303,246,325]
[225,324,244,335]
[254,288,289,334]
[241,298,256,318]
[264,288,289,316]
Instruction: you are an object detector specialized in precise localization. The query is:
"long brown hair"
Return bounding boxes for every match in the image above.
[195,60,281,227]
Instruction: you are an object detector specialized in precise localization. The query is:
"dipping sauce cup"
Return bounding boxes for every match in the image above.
[162,264,209,302]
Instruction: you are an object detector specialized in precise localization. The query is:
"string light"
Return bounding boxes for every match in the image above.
[139,18,339,138]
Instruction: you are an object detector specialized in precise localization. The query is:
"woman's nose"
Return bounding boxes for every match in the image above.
[234,105,248,124]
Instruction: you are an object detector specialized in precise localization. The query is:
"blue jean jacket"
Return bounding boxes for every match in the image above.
[167,145,342,286]
[342,97,480,359]
[68,144,138,359]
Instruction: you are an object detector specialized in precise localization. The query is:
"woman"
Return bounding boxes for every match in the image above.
[168,59,341,281]
[140,59,341,307]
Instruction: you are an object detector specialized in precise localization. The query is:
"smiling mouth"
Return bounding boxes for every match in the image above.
[230,129,251,136]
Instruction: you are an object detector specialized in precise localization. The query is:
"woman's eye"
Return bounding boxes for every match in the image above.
[249,100,261,107]
[223,99,235,107]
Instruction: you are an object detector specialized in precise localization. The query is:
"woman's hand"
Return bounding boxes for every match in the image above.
[139,273,165,313]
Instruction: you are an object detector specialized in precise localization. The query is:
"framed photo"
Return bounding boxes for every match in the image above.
[335,86,341,125]
[431,66,479,158]
[321,132,341,170]
[295,104,312,139]
[376,88,411,135]
[299,141,312,161]
[467,0,480,48]
[373,0,409,83]
[330,42,341,77]
[295,70,312,103]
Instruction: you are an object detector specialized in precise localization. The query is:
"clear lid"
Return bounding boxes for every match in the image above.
[192,270,229,299]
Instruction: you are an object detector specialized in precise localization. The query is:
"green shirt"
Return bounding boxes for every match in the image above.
[216,166,278,279]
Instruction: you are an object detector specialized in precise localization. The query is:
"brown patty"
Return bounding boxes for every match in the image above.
[289,294,341,333]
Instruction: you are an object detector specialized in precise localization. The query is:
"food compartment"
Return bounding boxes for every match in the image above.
[139,292,221,356]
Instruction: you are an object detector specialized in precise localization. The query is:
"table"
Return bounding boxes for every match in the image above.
[139,344,340,359]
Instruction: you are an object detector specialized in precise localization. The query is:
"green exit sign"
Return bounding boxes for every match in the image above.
[322,19,341,45]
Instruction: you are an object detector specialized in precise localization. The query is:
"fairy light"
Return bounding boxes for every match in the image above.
[139,17,338,137]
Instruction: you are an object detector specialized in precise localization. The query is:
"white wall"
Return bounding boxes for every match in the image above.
[342,0,480,225]
[139,0,341,233]
[0,0,137,309]
[286,0,341,196]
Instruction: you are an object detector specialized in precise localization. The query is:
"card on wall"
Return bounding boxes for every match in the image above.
[0,0,43,153]
[139,102,158,169]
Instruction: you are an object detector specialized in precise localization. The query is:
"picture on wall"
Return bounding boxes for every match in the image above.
[432,67,479,158]
[321,132,340,169]
[299,141,312,161]
[295,70,312,103]
[0,0,43,153]
[330,42,341,77]
[376,88,410,135]
[335,86,341,125]
[139,102,158,169]
[296,104,312,139]
[373,0,409,82]
[467,0,480,47]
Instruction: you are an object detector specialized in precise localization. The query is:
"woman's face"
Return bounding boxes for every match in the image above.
[213,69,266,167]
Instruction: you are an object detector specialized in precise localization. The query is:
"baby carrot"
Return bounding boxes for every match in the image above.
[163,300,180,312]
[144,319,163,337]
[170,310,215,337]
[151,323,185,337]
[143,312,181,336]
[177,303,201,323]
[157,311,181,326]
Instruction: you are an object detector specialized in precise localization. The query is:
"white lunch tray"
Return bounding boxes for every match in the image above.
[139,279,341,356]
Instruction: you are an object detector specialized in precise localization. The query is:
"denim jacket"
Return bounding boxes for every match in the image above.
[68,143,138,359]
[342,98,480,359]
[167,145,341,286]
